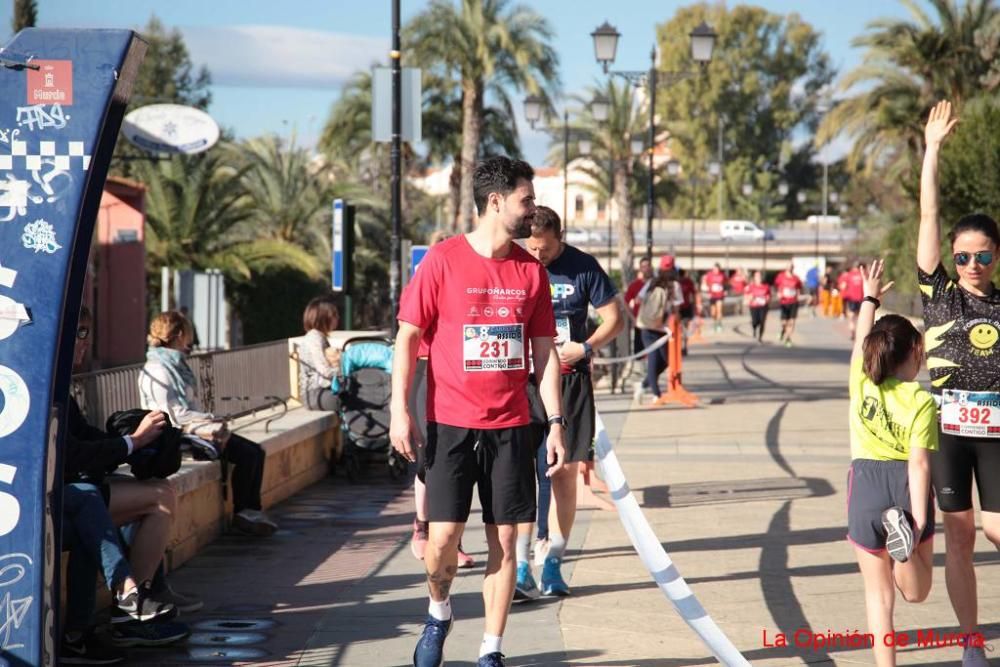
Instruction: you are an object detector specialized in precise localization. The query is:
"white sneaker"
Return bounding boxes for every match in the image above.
[233,509,278,537]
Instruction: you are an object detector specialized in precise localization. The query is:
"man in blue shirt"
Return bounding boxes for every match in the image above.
[518,206,623,598]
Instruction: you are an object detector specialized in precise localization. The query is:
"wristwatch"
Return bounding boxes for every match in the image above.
[582,341,594,360]
[547,414,567,428]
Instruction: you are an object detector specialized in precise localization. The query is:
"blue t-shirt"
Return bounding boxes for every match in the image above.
[806,267,820,289]
[546,244,618,374]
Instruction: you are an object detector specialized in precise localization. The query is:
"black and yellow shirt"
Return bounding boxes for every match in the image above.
[919,263,1000,392]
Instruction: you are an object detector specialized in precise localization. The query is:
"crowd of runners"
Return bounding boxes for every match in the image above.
[387,99,999,667]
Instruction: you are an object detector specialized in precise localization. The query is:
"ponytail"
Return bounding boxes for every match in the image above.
[862,315,922,385]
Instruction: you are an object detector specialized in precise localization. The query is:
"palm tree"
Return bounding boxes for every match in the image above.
[557,80,647,285]
[136,150,322,281]
[406,0,560,231]
[819,0,1000,178]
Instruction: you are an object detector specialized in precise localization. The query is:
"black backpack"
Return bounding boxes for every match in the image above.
[105,409,183,480]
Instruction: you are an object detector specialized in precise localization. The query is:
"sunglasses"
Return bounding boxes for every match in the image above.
[953,251,994,267]
[76,327,90,340]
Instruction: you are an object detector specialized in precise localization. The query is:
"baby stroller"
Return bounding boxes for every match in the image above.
[333,336,407,482]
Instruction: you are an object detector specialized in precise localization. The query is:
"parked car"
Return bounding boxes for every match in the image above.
[719,220,774,241]
[565,228,605,244]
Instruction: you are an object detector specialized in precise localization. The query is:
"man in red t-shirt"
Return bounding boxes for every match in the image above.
[773,263,804,347]
[391,156,566,666]
[624,257,652,356]
[729,268,747,316]
[843,262,866,339]
[744,270,772,342]
[702,263,728,332]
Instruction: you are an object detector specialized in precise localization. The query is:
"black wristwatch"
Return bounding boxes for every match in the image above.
[582,341,594,360]
[862,296,881,308]
[547,414,567,428]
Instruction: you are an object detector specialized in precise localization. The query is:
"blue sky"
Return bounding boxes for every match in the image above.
[0,0,914,164]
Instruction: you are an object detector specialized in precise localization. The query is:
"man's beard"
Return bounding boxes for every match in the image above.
[510,215,533,239]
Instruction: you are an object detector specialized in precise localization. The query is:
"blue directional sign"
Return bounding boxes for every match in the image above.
[0,29,145,665]
[332,199,345,291]
[410,245,429,276]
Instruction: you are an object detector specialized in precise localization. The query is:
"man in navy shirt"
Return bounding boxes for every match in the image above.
[518,206,623,598]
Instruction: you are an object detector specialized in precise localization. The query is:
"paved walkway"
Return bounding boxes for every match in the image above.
[125,313,1000,666]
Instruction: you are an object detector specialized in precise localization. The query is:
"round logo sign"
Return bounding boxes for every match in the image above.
[122,104,220,155]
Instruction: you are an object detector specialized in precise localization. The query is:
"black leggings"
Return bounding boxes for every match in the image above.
[750,307,767,339]
[225,434,266,513]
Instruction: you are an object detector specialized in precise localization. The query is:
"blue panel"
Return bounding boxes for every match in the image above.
[0,29,144,666]
[410,245,429,276]
[331,199,344,292]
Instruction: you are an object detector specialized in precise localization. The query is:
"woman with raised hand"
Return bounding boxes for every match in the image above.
[846,259,935,667]
[918,100,998,666]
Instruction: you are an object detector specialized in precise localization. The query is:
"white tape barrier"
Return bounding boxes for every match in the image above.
[592,332,670,366]
[593,411,751,666]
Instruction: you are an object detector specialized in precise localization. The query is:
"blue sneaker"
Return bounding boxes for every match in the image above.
[540,556,570,596]
[413,615,452,667]
[478,652,506,666]
[514,561,540,601]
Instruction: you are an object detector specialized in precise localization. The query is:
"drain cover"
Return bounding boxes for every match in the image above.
[188,632,267,646]
[186,647,268,661]
[193,618,277,632]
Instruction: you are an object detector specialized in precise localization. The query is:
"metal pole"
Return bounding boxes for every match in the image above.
[818,159,827,267]
[717,117,724,221]
[563,110,569,229]
[646,47,656,261]
[608,158,614,276]
[389,0,402,338]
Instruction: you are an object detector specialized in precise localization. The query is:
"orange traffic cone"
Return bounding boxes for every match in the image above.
[651,314,700,408]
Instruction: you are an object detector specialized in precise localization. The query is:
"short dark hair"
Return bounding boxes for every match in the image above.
[949,213,1000,247]
[473,156,534,215]
[303,296,340,334]
[531,205,562,239]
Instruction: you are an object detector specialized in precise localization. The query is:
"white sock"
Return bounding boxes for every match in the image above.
[515,532,530,564]
[479,633,502,657]
[548,534,567,561]
[428,597,452,621]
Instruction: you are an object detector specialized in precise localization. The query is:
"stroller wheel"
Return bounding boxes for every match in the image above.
[344,450,362,483]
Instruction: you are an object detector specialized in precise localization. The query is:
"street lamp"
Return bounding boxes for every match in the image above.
[778,181,789,198]
[631,138,645,157]
[591,95,610,122]
[592,19,716,262]
[523,95,544,129]
[579,139,592,156]
[666,159,681,177]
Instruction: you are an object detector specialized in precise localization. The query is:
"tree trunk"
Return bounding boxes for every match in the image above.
[615,165,635,288]
[458,80,482,232]
[449,158,462,234]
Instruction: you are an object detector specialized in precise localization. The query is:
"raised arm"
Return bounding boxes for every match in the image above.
[918,101,959,274]
[851,259,894,361]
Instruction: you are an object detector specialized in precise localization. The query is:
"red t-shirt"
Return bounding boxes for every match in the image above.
[844,269,864,302]
[836,272,849,294]
[624,277,646,317]
[397,235,556,428]
[729,273,747,295]
[746,284,771,308]
[773,272,803,305]
[704,270,727,298]
[679,277,696,308]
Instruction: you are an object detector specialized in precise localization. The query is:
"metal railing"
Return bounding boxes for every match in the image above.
[72,340,292,428]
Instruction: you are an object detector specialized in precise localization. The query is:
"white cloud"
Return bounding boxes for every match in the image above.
[182,25,388,88]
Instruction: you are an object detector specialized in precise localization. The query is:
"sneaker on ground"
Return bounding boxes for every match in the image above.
[108,620,190,647]
[962,645,991,667]
[457,544,475,569]
[514,561,540,601]
[150,583,203,614]
[477,652,506,667]
[110,587,176,624]
[412,615,452,667]
[411,519,429,560]
[540,556,570,597]
[881,506,914,563]
[784,340,792,348]
[232,509,278,537]
[532,539,550,568]
[61,632,125,665]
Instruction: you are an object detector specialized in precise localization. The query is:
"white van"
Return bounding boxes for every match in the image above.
[720,220,772,241]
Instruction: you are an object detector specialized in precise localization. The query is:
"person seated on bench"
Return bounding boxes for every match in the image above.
[138,310,278,536]
[63,307,192,659]
[299,295,342,411]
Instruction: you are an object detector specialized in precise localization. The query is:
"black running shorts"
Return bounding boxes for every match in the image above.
[679,305,694,320]
[845,299,861,314]
[932,432,1000,513]
[408,358,429,482]
[780,303,798,321]
[847,458,936,552]
[423,422,537,525]
[561,372,596,463]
